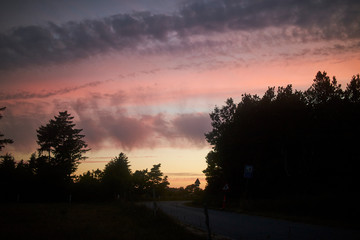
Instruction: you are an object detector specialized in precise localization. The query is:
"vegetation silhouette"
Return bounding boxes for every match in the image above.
[73,154,171,201]
[36,111,90,178]
[0,110,174,202]
[3,70,358,221]
[0,107,13,151]
[101,152,132,199]
[203,71,360,222]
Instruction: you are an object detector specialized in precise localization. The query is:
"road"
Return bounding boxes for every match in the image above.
[144,201,360,240]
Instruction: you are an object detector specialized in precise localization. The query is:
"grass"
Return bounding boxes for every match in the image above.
[0,202,205,240]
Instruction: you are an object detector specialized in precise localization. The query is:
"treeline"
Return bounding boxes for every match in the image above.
[76,154,171,201]
[0,152,170,202]
[0,110,201,202]
[204,71,360,200]
[0,110,171,202]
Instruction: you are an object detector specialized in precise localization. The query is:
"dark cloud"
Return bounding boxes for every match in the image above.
[0,0,182,31]
[0,80,107,100]
[71,94,152,149]
[0,0,359,70]
[1,93,212,155]
[1,115,38,153]
[98,112,153,149]
[77,110,210,150]
[71,96,210,150]
[0,102,50,153]
[172,113,212,146]
[181,0,360,37]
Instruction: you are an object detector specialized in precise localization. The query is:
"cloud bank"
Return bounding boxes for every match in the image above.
[1,0,359,70]
[0,94,212,154]
[73,97,212,150]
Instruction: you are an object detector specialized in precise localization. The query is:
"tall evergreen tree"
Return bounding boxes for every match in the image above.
[36,111,89,181]
[148,164,169,196]
[102,152,132,198]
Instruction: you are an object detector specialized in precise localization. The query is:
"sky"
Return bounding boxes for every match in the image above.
[0,0,359,188]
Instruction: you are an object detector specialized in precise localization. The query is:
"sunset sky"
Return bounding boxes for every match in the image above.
[0,0,359,188]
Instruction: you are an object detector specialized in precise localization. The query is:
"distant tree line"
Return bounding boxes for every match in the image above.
[75,154,170,201]
[0,111,171,202]
[204,71,360,199]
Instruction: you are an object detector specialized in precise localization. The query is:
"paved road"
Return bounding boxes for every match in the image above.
[145,201,360,240]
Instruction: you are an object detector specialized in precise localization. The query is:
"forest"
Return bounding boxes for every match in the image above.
[203,71,360,220]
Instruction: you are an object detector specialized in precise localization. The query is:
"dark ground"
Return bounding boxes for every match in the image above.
[0,202,205,240]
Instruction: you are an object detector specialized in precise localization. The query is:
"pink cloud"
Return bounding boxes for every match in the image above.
[1,96,212,155]
[67,95,211,151]
[172,113,212,146]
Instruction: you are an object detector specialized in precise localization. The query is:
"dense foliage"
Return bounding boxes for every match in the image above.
[36,111,89,179]
[204,71,360,198]
[0,107,13,151]
[75,153,170,201]
[0,110,173,202]
[0,151,171,202]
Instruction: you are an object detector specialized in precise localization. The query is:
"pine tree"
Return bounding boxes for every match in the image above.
[36,111,89,180]
[102,153,132,198]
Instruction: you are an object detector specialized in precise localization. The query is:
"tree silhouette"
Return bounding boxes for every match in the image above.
[203,150,223,193]
[345,74,360,103]
[0,154,16,200]
[102,152,132,199]
[304,71,343,105]
[77,169,103,185]
[148,163,169,197]
[0,154,33,202]
[0,107,13,151]
[204,71,360,199]
[133,169,149,196]
[72,154,171,200]
[36,111,89,182]
[74,169,103,201]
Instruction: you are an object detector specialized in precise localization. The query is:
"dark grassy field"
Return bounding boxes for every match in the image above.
[0,202,205,240]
